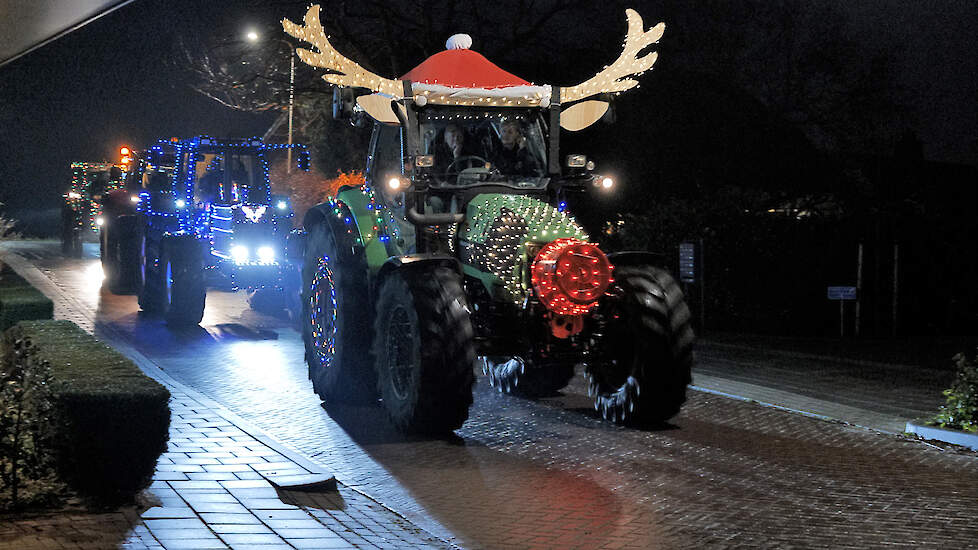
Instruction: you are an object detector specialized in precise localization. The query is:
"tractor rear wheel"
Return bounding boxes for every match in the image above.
[588,265,693,425]
[138,235,164,313]
[161,236,206,326]
[102,215,142,294]
[374,267,475,433]
[302,219,374,404]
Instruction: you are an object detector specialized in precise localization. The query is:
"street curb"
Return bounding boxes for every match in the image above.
[905,422,978,451]
[700,338,921,371]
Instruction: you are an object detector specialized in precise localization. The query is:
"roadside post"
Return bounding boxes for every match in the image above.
[827,286,857,337]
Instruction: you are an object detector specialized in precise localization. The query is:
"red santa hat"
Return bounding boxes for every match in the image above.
[400,34,551,106]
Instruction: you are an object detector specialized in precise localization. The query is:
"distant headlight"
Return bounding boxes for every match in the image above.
[276,200,288,210]
[257,246,275,264]
[231,245,249,264]
[67,191,82,199]
[175,199,186,209]
[95,216,105,227]
[130,195,141,203]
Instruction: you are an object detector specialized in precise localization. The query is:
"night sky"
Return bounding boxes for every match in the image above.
[0,0,974,235]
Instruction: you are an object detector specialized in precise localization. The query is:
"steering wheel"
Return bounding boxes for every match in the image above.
[444,155,492,178]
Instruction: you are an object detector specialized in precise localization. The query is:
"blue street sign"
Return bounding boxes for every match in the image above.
[827,286,857,300]
[679,243,695,283]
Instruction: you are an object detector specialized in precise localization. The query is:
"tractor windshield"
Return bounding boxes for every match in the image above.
[188,150,266,204]
[420,107,547,188]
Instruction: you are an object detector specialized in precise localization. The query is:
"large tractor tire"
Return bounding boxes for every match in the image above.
[373,266,475,433]
[302,218,375,404]
[61,206,82,258]
[138,235,164,314]
[484,356,576,398]
[101,215,143,294]
[62,224,82,258]
[160,236,206,326]
[588,265,693,425]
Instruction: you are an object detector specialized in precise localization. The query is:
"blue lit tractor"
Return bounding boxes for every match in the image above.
[99,136,307,325]
[283,7,693,432]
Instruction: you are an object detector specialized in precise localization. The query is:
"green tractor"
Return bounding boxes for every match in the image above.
[284,6,692,432]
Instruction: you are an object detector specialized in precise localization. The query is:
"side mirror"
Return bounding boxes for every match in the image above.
[333,86,355,120]
[297,150,311,171]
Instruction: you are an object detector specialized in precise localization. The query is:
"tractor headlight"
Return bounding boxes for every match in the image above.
[231,245,249,264]
[387,176,410,191]
[257,246,275,264]
[594,175,615,190]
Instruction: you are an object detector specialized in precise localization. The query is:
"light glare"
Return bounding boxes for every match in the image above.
[231,245,249,264]
[257,246,275,263]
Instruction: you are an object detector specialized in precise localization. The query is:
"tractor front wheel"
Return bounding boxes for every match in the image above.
[588,265,693,425]
[374,267,475,433]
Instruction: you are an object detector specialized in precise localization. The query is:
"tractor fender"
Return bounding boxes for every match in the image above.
[303,200,363,260]
[374,255,463,294]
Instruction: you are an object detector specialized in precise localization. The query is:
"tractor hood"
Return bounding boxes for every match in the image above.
[459,194,590,302]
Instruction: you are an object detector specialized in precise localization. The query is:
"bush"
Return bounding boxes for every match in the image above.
[0,335,61,510]
[0,266,54,330]
[3,321,170,505]
[931,349,978,433]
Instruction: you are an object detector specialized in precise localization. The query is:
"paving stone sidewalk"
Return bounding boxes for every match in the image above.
[0,248,449,550]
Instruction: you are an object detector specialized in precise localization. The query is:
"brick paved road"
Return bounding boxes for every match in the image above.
[8,241,978,549]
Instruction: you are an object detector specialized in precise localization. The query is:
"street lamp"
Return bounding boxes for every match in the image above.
[246,30,295,173]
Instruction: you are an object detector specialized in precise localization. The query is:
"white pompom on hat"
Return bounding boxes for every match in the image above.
[445,34,472,50]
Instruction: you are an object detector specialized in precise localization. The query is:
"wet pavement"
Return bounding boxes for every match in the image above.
[2,240,977,549]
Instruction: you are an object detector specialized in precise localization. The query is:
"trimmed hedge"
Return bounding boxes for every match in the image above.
[0,265,53,330]
[3,320,170,504]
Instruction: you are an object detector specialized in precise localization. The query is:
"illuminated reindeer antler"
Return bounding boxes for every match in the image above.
[560,9,664,104]
[282,5,403,97]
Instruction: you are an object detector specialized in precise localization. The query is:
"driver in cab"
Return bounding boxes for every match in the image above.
[433,123,480,176]
[492,120,541,176]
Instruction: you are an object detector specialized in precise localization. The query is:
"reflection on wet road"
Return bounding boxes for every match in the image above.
[6,241,978,550]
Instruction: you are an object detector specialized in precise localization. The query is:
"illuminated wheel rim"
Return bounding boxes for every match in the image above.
[385,306,415,401]
[309,256,338,369]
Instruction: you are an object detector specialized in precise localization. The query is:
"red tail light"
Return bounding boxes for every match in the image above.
[531,238,614,315]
